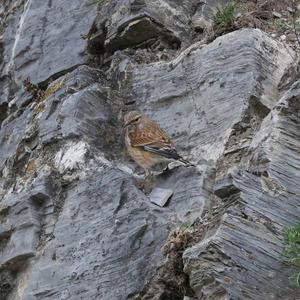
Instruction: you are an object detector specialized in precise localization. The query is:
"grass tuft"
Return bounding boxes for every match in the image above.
[281,221,300,288]
[214,1,237,28]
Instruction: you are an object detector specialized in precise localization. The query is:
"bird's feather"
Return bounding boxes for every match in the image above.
[143,145,194,166]
[127,117,194,166]
[129,122,173,148]
[143,145,180,159]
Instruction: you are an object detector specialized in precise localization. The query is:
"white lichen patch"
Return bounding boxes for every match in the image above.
[55,141,88,173]
[260,175,285,197]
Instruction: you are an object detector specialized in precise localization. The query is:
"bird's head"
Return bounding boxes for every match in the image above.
[123,110,143,128]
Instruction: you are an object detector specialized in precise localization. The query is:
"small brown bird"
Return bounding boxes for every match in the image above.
[124,110,194,178]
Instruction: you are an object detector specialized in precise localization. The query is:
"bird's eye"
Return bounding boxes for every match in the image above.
[133,117,140,123]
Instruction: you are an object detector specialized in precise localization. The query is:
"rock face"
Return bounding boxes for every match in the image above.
[2,0,96,84]
[0,0,299,300]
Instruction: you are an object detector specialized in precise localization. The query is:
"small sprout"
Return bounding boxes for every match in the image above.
[179,221,193,231]
[273,18,289,31]
[22,77,45,101]
[214,1,237,28]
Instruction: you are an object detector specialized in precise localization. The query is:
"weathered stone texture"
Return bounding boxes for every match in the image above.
[1,0,97,86]
[0,0,299,299]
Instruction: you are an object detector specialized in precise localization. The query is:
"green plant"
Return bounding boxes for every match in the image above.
[281,221,300,288]
[179,221,193,231]
[273,18,289,31]
[214,1,237,28]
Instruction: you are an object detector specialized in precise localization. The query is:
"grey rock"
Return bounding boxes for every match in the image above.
[0,192,41,270]
[112,28,299,299]
[213,174,239,198]
[1,0,97,100]
[184,169,300,299]
[192,0,231,30]
[0,64,205,300]
[183,53,300,300]
[90,0,197,54]
[21,170,170,300]
[122,29,293,166]
[0,0,300,298]
[149,187,173,207]
[105,14,181,53]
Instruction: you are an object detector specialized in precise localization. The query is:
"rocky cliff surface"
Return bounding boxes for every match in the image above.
[0,0,299,299]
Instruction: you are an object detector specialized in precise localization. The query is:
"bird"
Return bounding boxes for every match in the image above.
[123,110,194,179]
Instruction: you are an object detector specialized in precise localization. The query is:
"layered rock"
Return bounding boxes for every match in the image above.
[0,0,299,299]
[1,0,96,85]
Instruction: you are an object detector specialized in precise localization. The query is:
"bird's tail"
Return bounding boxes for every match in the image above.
[178,157,195,167]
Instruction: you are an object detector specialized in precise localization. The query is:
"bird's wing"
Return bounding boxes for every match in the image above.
[129,123,173,148]
[129,123,181,160]
[143,145,182,160]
